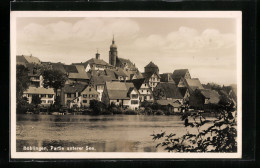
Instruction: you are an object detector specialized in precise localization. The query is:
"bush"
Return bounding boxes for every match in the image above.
[154,110,164,115]
[123,109,137,115]
[152,103,237,152]
[144,107,153,115]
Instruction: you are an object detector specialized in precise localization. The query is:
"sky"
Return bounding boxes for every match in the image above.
[16,17,238,85]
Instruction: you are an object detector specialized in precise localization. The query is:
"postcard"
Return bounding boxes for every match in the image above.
[10,11,242,159]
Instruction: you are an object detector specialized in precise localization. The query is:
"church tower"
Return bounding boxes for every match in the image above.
[109,35,117,66]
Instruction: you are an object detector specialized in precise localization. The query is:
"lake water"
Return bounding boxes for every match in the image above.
[16,114,205,152]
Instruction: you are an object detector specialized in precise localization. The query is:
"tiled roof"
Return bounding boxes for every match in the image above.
[24,87,55,94]
[178,87,188,97]
[23,55,41,64]
[16,56,28,65]
[91,75,112,85]
[51,63,67,74]
[63,83,86,93]
[85,58,112,67]
[68,65,89,80]
[104,69,117,80]
[114,68,128,77]
[64,65,78,73]
[156,83,183,99]
[172,69,189,79]
[200,89,220,104]
[160,73,175,83]
[145,61,158,68]
[132,78,146,90]
[117,57,137,69]
[185,78,204,91]
[105,82,136,100]
[142,71,160,82]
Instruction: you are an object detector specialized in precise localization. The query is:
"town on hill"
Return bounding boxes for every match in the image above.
[16,37,237,115]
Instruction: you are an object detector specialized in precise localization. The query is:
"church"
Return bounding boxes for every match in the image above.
[109,36,138,72]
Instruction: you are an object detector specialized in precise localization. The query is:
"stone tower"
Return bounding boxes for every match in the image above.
[109,35,117,66]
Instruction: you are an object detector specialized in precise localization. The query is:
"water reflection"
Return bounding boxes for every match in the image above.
[16,114,189,152]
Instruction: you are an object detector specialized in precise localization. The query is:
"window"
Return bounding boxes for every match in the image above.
[89,94,92,98]
[141,90,143,93]
[67,93,71,98]
[48,100,53,104]
[117,99,119,102]
[131,100,138,104]
[48,94,53,98]
[144,84,147,87]
[28,94,31,97]
[83,94,87,98]
[131,94,138,99]
[83,100,87,103]
[41,100,46,103]
[41,94,46,98]
[89,88,91,91]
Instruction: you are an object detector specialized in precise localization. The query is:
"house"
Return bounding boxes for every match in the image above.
[26,64,44,87]
[61,83,86,108]
[74,52,113,72]
[66,65,90,84]
[153,83,184,104]
[189,89,220,110]
[102,81,140,110]
[113,68,128,81]
[80,85,100,107]
[172,69,191,86]
[156,99,182,113]
[132,78,153,102]
[89,75,112,101]
[178,87,190,103]
[16,55,41,67]
[144,61,159,74]
[184,78,204,93]
[23,86,55,106]
[160,73,175,83]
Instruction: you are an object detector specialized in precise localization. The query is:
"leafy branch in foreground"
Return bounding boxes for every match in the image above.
[151,103,237,152]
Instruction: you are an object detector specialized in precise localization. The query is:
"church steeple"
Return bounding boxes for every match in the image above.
[109,35,117,66]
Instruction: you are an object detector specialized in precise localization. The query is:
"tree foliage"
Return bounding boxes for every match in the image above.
[151,103,237,152]
[41,69,68,92]
[16,65,30,103]
[31,94,42,107]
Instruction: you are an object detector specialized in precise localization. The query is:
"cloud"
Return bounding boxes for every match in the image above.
[18,18,140,45]
[134,26,236,52]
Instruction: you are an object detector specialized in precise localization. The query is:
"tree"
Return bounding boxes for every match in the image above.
[151,103,237,152]
[16,65,30,103]
[41,69,68,104]
[31,94,42,107]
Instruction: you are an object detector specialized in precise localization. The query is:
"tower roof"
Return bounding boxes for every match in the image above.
[110,35,117,48]
[145,61,158,68]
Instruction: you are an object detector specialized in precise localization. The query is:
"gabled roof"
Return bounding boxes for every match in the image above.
[16,56,28,65]
[142,71,160,81]
[63,83,86,93]
[200,89,220,104]
[23,55,41,64]
[90,75,112,85]
[51,63,67,74]
[85,58,112,67]
[178,87,188,97]
[68,65,90,80]
[145,61,158,68]
[132,78,146,90]
[24,86,55,94]
[114,68,128,77]
[105,81,136,100]
[172,69,189,79]
[64,65,78,73]
[104,69,117,80]
[160,73,175,83]
[156,83,183,99]
[185,78,204,91]
[117,57,137,69]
